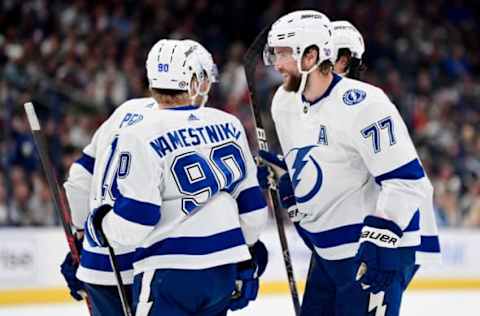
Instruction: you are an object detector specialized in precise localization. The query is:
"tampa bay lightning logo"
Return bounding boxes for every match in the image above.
[290,145,323,203]
[343,89,366,106]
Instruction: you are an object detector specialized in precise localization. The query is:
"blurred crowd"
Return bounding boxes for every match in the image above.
[0,0,479,227]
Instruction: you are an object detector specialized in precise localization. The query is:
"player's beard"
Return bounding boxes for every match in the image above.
[282,72,302,92]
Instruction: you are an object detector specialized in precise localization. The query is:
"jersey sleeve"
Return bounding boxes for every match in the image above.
[350,96,430,232]
[63,121,107,229]
[102,131,162,247]
[230,120,268,245]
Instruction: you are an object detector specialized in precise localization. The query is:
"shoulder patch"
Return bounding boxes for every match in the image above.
[342,89,366,106]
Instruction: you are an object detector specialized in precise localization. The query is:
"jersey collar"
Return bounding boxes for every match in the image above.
[166,105,200,111]
[301,73,342,106]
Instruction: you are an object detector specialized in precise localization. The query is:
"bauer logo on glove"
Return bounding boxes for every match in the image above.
[360,227,400,247]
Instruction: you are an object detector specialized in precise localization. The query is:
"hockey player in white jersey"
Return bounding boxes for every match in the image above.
[60,39,222,315]
[84,39,268,316]
[332,20,366,79]
[259,10,440,316]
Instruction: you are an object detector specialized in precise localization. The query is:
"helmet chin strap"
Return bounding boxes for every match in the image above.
[190,79,212,107]
[295,56,321,106]
[200,95,209,107]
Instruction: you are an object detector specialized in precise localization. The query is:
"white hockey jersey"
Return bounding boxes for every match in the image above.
[271,74,440,264]
[64,97,157,285]
[98,105,268,275]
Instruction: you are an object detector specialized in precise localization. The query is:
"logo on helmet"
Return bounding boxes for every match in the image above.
[343,89,366,106]
[178,81,188,89]
[301,14,324,19]
[185,45,197,57]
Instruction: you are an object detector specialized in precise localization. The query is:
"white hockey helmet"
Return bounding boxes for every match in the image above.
[264,10,335,74]
[146,39,203,92]
[331,20,365,59]
[182,39,219,83]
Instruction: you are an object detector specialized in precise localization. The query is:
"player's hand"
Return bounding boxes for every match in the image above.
[250,240,268,277]
[229,241,268,311]
[278,172,306,222]
[256,163,274,189]
[229,260,259,311]
[355,215,404,293]
[256,150,287,190]
[60,252,85,301]
[257,150,306,222]
[257,150,293,205]
[258,150,288,178]
[258,150,287,170]
[85,204,112,247]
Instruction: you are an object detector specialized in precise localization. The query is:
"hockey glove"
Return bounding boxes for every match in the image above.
[257,150,305,222]
[355,215,404,293]
[258,150,288,170]
[229,240,268,311]
[278,173,307,222]
[256,150,287,189]
[85,204,112,248]
[256,164,273,189]
[60,252,85,301]
[250,240,268,277]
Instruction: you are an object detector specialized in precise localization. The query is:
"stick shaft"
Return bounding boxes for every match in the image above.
[106,244,133,316]
[24,102,93,314]
[242,28,301,316]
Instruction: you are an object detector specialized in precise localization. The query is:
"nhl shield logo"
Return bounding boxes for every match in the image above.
[343,89,366,106]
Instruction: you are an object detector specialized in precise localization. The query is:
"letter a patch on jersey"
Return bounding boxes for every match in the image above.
[318,125,328,145]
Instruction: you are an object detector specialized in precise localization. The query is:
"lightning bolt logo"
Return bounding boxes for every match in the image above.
[368,291,387,316]
[289,145,323,203]
[291,146,315,188]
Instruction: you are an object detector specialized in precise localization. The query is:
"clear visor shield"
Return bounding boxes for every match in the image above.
[209,64,219,83]
[263,45,296,66]
[263,44,275,66]
[198,70,211,96]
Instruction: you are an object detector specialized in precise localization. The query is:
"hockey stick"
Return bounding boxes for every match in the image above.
[243,28,301,316]
[104,230,133,316]
[24,102,133,316]
[23,102,93,315]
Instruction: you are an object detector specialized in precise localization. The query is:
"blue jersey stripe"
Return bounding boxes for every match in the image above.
[298,223,364,248]
[166,105,200,111]
[364,215,404,236]
[296,216,438,254]
[417,235,441,253]
[294,222,314,251]
[236,186,267,214]
[375,158,425,185]
[114,194,161,226]
[297,211,423,249]
[80,249,134,272]
[75,153,95,174]
[134,228,246,261]
[404,209,420,232]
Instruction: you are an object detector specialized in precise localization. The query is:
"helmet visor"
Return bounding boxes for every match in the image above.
[263,45,295,66]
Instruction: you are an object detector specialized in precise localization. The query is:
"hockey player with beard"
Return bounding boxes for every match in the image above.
[259,10,440,316]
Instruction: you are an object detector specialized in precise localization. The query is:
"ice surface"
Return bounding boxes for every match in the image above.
[0,291,479,316]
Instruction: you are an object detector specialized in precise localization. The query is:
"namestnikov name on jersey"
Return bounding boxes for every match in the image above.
[271,74,440,263]
[99,105,268,275]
